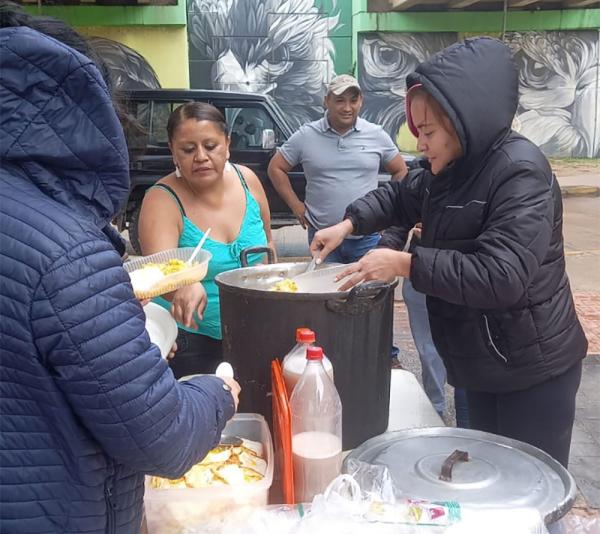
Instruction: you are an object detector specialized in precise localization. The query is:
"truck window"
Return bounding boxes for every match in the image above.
[224,107,282,150]
[148,101,188,147]
[149,102,170,147]
[125,101,150,152]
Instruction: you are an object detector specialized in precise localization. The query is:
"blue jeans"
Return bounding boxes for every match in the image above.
[402,278,469,427]
[307,226,381,264]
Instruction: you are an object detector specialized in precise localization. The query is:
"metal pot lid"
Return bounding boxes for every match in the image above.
[343,427,576,524]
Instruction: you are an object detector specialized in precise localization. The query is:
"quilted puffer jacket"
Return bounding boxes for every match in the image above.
[345,37,587,392]
[0,27,235,533]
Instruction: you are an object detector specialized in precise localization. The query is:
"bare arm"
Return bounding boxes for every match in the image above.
[138,184,206,328]
[267,151,307,228]
[138,183,182,255]
[240,166,277,261]
[385,154,409,182]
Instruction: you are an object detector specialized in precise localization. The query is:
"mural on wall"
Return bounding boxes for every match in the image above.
[505,31,599,158]
[187,0,341,130]
[90,37,161,90]
[358,31,600,158]
[359,32,456,140]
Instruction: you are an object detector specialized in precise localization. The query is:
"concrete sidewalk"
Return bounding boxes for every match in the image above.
[554,161,600,198]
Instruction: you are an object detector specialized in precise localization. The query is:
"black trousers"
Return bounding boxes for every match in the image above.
[168,329,223,379]
[466,360,582,468]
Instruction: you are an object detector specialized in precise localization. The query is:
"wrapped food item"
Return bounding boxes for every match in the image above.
[271,279,298,292]
[365,499,462,526]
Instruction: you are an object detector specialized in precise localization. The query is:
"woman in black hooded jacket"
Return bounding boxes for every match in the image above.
[311,37,587,467]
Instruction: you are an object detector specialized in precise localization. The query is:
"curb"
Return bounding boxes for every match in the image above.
[561,185,600,198]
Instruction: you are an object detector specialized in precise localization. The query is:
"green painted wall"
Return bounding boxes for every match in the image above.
[23,2,188,88]
[315,0,354,75]
[352,9,600,32]
[23,2,186,26]
[350,1,600,75]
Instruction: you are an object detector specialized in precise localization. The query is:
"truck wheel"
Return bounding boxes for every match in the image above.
[128,203,143,255]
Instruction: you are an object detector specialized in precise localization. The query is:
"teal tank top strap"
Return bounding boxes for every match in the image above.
[149,183,187,217]
[231,163,249,191]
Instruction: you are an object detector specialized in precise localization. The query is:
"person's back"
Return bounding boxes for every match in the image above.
[0,24,236,533]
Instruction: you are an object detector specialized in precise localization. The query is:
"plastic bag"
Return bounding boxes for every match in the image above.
[344,458,396,504]
[548,511,600,534]
[445,508,548,534]
[181,460,551,534]
[182,504,304,534]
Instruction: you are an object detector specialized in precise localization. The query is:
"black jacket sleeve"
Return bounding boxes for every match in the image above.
[378,225,411,251]
[344,167,426,237]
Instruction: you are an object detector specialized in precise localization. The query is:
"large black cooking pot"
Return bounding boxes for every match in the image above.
[215,248,398,449]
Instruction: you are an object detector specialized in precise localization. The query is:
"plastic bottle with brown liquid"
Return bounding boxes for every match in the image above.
[290,346,342,503]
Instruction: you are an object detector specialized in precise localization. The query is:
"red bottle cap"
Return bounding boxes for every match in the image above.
[306,346,323,360]
[296,328,316,344]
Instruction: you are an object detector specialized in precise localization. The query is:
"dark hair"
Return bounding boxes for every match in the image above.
[0,1,136,132]
[407,86,457,137]
[167,102,228,142]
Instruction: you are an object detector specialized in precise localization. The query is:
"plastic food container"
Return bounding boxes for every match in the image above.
[124,248,211,299]
[144,413,274,533]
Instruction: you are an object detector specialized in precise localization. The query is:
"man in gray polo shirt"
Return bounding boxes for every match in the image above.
[268,74,408,263]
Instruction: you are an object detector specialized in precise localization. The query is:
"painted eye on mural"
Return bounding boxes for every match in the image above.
[516,56,552,89]
[271,45,290,63]
[362,39,417,81]
[267,46,293,77]
[377,45,402,67]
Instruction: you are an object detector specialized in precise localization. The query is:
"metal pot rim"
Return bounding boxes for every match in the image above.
[215,262,352,300]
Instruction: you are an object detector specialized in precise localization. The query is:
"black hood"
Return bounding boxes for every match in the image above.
[407,37,518,170]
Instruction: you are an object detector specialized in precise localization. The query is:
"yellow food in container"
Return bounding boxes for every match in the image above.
[144,414,273,534]
[124,248,211,300]
[271,279,298,292]
[148,439,266,490]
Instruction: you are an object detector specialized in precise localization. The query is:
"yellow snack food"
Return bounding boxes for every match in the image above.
[271,279,298,292]
[143,258,190,275]
[149,439,265,489]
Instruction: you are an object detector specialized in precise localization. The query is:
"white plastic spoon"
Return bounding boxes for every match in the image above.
[187,227,211,265]
[215,361,234,378]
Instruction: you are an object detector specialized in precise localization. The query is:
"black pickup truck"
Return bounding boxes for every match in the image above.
[116,89,305,252]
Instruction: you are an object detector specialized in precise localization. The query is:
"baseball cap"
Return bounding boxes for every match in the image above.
[327,74,361,96]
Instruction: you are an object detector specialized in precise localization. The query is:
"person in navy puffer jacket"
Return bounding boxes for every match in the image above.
[0,6,240,533]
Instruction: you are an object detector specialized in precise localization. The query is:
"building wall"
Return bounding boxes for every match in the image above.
[186,0,354,131]
[27,2,599,157]
[79,26,189,89]
[24,3,189,89]
[352,2,600,158]
[359,30,600,158]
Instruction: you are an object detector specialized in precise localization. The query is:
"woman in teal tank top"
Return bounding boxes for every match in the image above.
[138,103,273,378]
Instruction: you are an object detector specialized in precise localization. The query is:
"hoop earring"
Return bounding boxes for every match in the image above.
[175,166,182,178]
